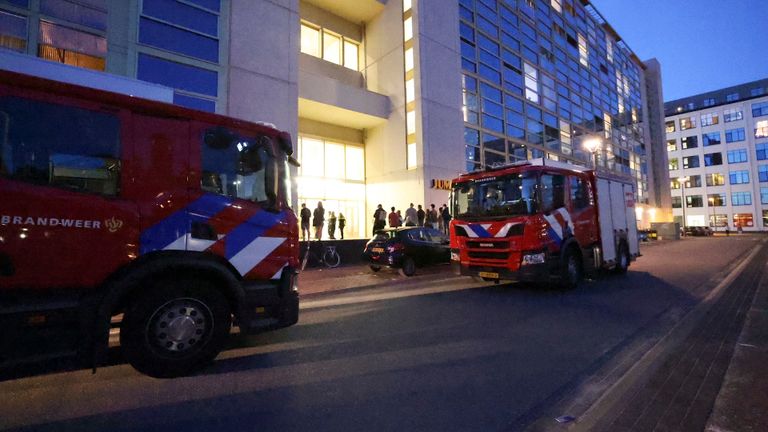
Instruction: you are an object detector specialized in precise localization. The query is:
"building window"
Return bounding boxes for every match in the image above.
[729,170,750,185]
[671,196,682,208]
[725,127,745,143]
[733,213,754,228]
[137,53,218,110]
[763,210,768,227]
[759,165,768,182]
[665,120,675,133]
[758,143,768,160]
[708,193,726,207]
[685,175,702,188]
[727,149,748,164]
[752,87,766,97]
[703,132,721,146]
[731,192,752,206]
[0,10,27,52]
[682,155,699,169]
[705,173,725,186]
[38,20,106,70]
[679,116,696,130]
[670,179,681,189]
[704,152,723,166]
[667,139,676,152]
[669,157,678,171]
[523,62,539,103]
[686,195,703,208]
[723,108,743,122]
[300,21,360,71]
[726,92,739,102]
[752,101,768,118]
[762,187,768,205]
[703,98,715,107]
[681,135,698,149]
[756,120,768,139]
[700,112,719,126]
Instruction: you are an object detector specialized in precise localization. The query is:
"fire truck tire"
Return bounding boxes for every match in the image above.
[399,257,416,277]
[559,247,582,290]
[120,279,232,378]
[614,242,630,274]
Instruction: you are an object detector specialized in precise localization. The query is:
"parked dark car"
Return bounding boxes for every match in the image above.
[684,226,712,237]
[363,227,450,276]
[638,229,658,242]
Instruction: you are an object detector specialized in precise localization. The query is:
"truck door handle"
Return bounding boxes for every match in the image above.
[191,221,217,240]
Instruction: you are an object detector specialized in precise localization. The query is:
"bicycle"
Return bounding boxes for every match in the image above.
[300,240,341,270]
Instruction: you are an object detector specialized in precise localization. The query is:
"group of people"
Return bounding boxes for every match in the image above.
[300,202,346,241]
[372,203,451,235]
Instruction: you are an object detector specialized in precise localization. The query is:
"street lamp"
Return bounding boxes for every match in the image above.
[679,176,688,235]
[583,137,601,169]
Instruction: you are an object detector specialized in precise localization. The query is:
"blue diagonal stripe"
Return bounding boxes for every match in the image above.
[468,223,492,238]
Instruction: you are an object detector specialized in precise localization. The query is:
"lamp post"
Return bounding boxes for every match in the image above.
[679,176,689,235]
[583,137,601,169]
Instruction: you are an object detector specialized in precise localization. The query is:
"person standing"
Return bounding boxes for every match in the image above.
[437,205,445,232]
[373,204,387,235]
[441,204,452,235]
[388,206,399,228]
[338,213,346,239]
[426,204,438,228]
[417,204,426,227]
[404,203,417,226]
[328,211,337,239]
[300,203,311,241]
[313,201,325,240]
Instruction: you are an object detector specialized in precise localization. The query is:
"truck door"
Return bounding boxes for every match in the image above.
[568,175,597,246]
[0,95,139,289]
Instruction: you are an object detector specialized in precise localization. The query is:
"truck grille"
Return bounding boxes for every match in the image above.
[466,241,508,249]
[467,250,509,260]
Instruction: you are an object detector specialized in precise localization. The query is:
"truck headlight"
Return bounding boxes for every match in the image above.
[521,252,545,265]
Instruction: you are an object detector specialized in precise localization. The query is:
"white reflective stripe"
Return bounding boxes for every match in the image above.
[481,224,492,231]
[495,222,518,237]
[458,224,478,238]
[162,235,187,251]
[188,236,216,252]
[271,263,288,280]
[543,213,563,240]
[557,208,573,232]
[229,237,286,276]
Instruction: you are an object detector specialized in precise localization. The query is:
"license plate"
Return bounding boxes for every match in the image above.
[372,247,385,253]
[478,271,499,279]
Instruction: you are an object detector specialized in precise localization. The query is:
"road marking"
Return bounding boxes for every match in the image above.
[300,279,486,310]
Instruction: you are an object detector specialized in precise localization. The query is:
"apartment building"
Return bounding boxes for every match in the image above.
[0,0,671,237]
[666,79,768,231]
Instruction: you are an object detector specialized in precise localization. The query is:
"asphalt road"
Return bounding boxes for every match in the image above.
[0,236,763,432]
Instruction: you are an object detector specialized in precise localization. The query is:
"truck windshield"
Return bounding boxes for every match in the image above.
[453,172,538,220]
[202,135,277,206]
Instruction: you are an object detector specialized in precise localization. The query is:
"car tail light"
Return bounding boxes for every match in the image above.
[386,243,404,253]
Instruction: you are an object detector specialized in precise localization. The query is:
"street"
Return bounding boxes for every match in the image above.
[0,235,765,432]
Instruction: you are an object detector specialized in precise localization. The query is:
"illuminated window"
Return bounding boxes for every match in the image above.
[407,143,417,169]
[700,112,719,126]
[0,10,27,52]
[708,193,726,206]
[406,110,416,135]
[705,173,725,186]
[578,33,588,67]
[679,116,696,130]
[404,47,414,72]
[733,213,753,227]
[322,31,341,64]
[300,137,325,177]
[404,16,413,41]
[523,62,538,103]
[343,40,358,70]
[324,142,345,179]
[551,0,562,13]
[345,146,364,180]
[403,0,412,12]
[665,120,675,133]
[300,23,320,57]
[405,78,415,103]
[723,108,742,122]
[755,120,768,139]
[38,21,106,71]
[667,139,676,152]
[668,157,678,171]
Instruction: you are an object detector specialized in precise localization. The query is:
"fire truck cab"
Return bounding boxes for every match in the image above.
[450,159,639,288]
[0,65,299,377]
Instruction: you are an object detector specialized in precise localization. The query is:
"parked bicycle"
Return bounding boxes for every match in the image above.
[300,240,341,270]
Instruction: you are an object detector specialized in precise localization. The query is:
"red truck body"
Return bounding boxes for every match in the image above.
[450,159,639,287]
[0,69,299,376]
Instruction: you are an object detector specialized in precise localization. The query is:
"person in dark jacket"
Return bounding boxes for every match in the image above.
[441,204,452,235]
[300,203,311,241]
[328,211,337,239]
[417,204,426,227]
[338,213,346,239]
[313,201,325,240]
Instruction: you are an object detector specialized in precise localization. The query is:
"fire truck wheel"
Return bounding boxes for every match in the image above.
[120,279,232,378]
[614,243,630,274]
[369,265,382,272]
[399,257,416,277]
[559,247,582,290]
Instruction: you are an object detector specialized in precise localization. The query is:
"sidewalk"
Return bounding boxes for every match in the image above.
[297,262,458,296]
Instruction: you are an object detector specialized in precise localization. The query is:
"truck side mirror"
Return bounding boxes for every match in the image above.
[238,146,262,174]
[204,126,236,149]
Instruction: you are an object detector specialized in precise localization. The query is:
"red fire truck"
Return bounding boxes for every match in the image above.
[450,159,639,288]
[0,68,299,377]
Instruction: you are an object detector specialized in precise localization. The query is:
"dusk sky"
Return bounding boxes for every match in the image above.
[591,0,768,102]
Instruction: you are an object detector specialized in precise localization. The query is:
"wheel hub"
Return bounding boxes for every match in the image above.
[148,299,210,353]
